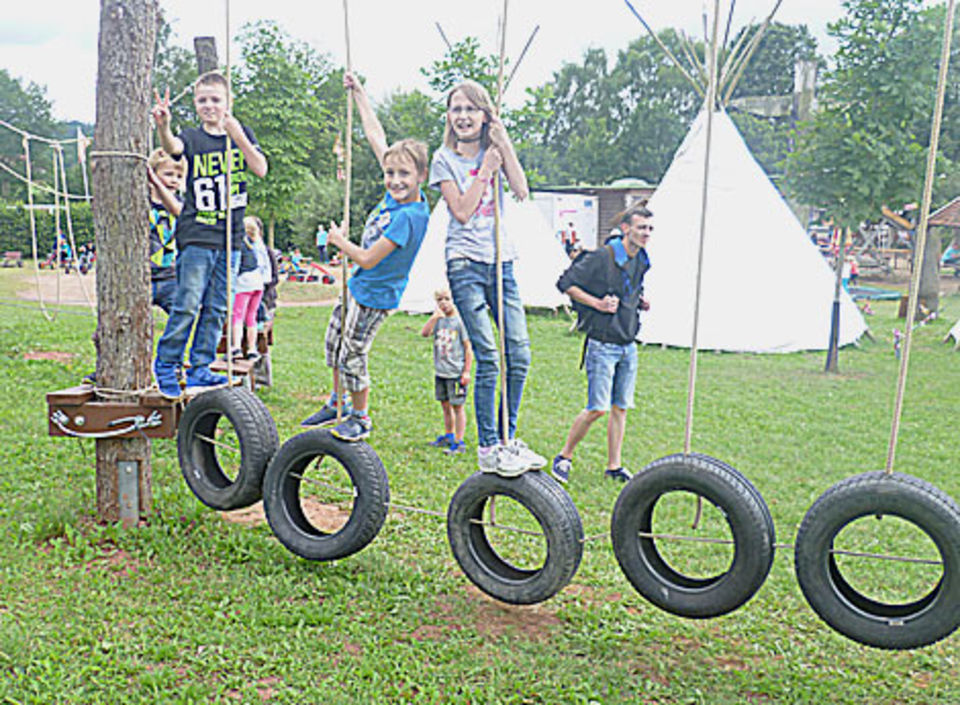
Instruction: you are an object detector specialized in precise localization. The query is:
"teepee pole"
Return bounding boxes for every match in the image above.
[623,0,705,98]
[684,0,721,455]
[494,0,509,447]
[721,0,784,104]
[337,0,354,423]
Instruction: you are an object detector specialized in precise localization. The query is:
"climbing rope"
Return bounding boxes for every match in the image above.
[336,0,354,424]
[224,0,235,384]
[23,136,57,322]
[493,0,509,447]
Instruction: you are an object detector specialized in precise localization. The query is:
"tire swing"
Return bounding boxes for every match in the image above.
[261,429,389,561]
[261,7,389,564]
[448,470,583,605]
[177,386,279,510]
[795,6,960,650]
[610,2,774,619]
[444,2,584,606]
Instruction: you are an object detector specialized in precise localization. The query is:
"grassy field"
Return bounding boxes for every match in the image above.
[0,265,958,704]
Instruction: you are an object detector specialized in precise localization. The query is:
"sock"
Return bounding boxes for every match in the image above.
[478,445,495,455]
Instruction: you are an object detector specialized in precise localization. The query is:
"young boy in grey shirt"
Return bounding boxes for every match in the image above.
[421,288,473,454]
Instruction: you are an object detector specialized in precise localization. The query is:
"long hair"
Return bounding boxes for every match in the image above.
[442,80,495,151]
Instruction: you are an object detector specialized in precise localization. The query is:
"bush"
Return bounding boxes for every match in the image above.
[0,200,94,255]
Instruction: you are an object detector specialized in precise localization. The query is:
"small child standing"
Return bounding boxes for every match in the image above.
[146,147,185,314]
[421,288,473,454]
[150,72,268,398]
[230,216,272,363]
[300,72,430,441]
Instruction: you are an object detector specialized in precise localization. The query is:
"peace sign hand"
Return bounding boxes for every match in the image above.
[151,87,171,128]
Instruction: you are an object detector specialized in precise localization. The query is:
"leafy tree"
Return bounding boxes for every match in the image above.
[728,22,821,100]
[151,11,196,135]
[0,69,56,200]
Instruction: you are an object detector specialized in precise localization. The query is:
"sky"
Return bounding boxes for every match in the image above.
[0,1,942,124]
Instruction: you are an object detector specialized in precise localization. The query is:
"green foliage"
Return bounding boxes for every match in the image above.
[785,0,942,228]
[151,11,196,135]
[0,201,93,255]
[0,70,57,201]
[728,22,821,100]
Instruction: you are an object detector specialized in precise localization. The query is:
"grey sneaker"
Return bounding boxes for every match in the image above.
[510,438,547,469]
[330,412,372,442]
[551,455,572,484]
[301,399,352,427]
[605,467,632,483]
[477,444,528,477]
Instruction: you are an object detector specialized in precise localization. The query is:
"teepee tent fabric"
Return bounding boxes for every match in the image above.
[946,318,960,348]
[640,107,868,353]
[398,197,570,313]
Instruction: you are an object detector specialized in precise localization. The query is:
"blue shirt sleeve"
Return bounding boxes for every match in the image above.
[383,208,412,249]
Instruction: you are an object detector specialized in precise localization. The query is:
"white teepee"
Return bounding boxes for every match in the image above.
[640,107,868,353]
[398,197,570,313]
[945,319,960,348]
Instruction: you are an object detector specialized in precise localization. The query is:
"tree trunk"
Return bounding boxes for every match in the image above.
[92,0,158,525]
[918,227,942,313]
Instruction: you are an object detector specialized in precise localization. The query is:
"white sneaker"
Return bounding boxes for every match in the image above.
[477,444,529,478]
[510,438,547,469]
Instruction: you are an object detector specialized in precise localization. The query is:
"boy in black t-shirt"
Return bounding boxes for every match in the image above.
[150,72,268,398]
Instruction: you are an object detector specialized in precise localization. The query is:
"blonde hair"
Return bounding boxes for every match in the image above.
[443,80,495,150]
[434,287,452,301]
[148,147,185,175]
[244,215,263,239]
[383,138,429,178]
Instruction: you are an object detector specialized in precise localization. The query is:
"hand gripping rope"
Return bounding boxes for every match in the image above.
[610,0,775,619]
[794,0,960,650]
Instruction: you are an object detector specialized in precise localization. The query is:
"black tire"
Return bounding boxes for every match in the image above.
[795,472,960,649]
[262,429,390,561]
[610,453,775,618]
[177,387,278,510]
[446,470,584,605]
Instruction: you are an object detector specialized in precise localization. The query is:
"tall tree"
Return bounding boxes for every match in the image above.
[151,11,196,135]
[0,69,56,200]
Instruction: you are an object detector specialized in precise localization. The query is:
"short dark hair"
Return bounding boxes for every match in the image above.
[619,205,653,225]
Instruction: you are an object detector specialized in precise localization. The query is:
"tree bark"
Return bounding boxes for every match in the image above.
[918,228,942,313]
[92,0,158,525]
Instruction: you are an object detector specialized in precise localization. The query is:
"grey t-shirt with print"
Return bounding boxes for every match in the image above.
[433,315,469,379]
[429,145,517,264]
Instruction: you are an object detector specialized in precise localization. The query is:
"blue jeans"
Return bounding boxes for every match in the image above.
[584,338,638,411]
[151,277,177,315]
[447,258,531,447]
[156,245,239,369]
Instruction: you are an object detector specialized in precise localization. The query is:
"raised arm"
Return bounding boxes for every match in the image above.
[437,148,502,224]
[344,72,388,166]
[147,165,183,216]
[326,220,396,270]
[420,309,443,337]
[151,87,184,157]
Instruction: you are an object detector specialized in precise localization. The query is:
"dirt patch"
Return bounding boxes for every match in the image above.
[16,269,97,306]
[84,545,143,580]
[23,350,77,363]
[220,498,351,533]
[465,585,562,642]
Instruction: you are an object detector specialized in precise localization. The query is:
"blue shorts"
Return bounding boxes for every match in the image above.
[584,338,638,411]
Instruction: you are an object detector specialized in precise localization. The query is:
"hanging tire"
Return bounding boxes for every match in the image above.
[262,429,390,562]
[795,472,960,649]
[610,453,775,618]
[446,470,584,605]
[177,386,278,510]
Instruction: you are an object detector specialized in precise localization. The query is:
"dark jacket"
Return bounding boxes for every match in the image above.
[556,241,650,345]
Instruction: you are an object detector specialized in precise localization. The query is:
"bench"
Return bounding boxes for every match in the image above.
[2,251,23,268]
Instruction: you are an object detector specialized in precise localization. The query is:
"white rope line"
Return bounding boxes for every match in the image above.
[54,143,97,314]
[493,0,509,446]
[0,117,83,145]
[23,137,57,322]
[0,160,91,201]
[225,0,235,383]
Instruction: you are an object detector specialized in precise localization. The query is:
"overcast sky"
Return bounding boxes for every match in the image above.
[0,1,942,124]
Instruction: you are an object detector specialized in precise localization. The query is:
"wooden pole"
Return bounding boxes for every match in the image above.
[92,0,158,525]
[338,0,354,423]
[224,0,234,381]
[494,0,509,446]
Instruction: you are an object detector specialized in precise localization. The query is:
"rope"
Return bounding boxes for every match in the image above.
[885,0,957,475]
[0,118,82,145]
[0,160,90,200]
[336,0,354,424]
[54,143,97,314]
[0,299,95,317]
[89,150,148,162]
[23,137,57,322]
[493,0,509,446]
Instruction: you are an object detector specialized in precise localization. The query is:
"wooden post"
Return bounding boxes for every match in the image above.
[92,0,158,525]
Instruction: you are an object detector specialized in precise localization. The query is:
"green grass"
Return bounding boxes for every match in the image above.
[1,266,958,703]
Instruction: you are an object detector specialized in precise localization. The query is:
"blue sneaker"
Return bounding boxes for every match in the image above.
[444,440,466,455]
[551,454,572,484]
[605,467,632,483]
[154,359,182,400]
[186,365,228,389]
[331,412,372,442]
[430,433,454,447]
[301,398,352,427]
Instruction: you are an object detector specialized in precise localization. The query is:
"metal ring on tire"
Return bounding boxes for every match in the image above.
[795,471,960,649]
[262,429,390,562]
[177,386,278,510]
[610,453,775,618]
[446,470,584,605]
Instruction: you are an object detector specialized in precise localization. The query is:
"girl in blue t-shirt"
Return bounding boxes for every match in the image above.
[300,73,430,442]
[428,80,546,476]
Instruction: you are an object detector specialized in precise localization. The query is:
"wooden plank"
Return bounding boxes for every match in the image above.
[48,399,179,439]
[46,385,96,405]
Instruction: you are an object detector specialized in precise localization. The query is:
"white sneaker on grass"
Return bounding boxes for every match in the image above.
[478,444,529,478]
